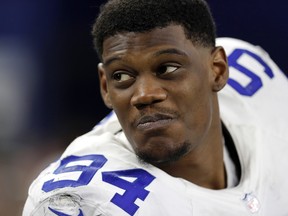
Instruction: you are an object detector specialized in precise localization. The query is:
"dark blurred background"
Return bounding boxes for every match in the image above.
[0,0,287,215]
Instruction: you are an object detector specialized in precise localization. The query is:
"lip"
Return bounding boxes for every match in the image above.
[135,113,175,130]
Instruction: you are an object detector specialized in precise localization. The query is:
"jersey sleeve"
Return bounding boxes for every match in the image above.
[22,130,194,216]
[217,37,288,137]
[22,133,116,216]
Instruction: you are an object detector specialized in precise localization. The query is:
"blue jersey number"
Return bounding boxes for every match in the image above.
[42,155,107,192]
[227,48,274,96]
[42,155,155,216]
[103,169,155,215]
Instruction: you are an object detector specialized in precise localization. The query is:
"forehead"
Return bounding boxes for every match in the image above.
[102,25,197,60]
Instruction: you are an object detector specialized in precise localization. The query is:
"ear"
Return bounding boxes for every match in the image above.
[98,63,113,109]
[210,46,229,92]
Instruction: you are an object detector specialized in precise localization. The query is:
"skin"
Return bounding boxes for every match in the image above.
[98,25,229,189]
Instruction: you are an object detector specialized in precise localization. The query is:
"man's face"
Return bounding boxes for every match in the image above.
[99,25,224,164]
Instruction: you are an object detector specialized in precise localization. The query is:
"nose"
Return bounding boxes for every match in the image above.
[130,76,167,108]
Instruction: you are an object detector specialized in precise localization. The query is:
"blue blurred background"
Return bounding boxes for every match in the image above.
[0,0,287,215]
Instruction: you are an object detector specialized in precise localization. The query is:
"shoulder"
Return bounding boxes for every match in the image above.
[217,37,288,137]
[23,126,186,215]
[217,37,287,95]
[216,37,287,97]
[23,128,133,214]
[23,127,195,215]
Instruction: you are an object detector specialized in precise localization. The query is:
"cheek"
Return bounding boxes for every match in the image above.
[109,88,131,109]
[176,79,213,139]
[109,90,134,128]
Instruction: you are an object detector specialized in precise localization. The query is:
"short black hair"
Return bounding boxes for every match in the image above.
[92,0,216,58]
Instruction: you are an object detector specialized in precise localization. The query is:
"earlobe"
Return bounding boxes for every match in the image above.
[98,63,113,109]
[210,46,229,92]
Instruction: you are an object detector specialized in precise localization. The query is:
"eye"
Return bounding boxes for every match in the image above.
[157,65,179,76]
[112,72,134,82]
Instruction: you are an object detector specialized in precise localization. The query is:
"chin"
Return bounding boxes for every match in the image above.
[136,141,191,165]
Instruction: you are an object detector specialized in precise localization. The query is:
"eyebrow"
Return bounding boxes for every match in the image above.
[103,48,187,67]
[152,48,187,57]
[103,56,122,67]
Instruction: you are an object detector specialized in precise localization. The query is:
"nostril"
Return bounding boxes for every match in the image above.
[135,103,148,110]
[133,97,166,110]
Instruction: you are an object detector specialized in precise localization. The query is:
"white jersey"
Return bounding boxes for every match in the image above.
[23,38,288,216]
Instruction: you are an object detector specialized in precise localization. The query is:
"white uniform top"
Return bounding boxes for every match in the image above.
[23,38,288,216]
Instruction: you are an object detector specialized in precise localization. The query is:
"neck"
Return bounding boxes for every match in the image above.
[156,141,226,189]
